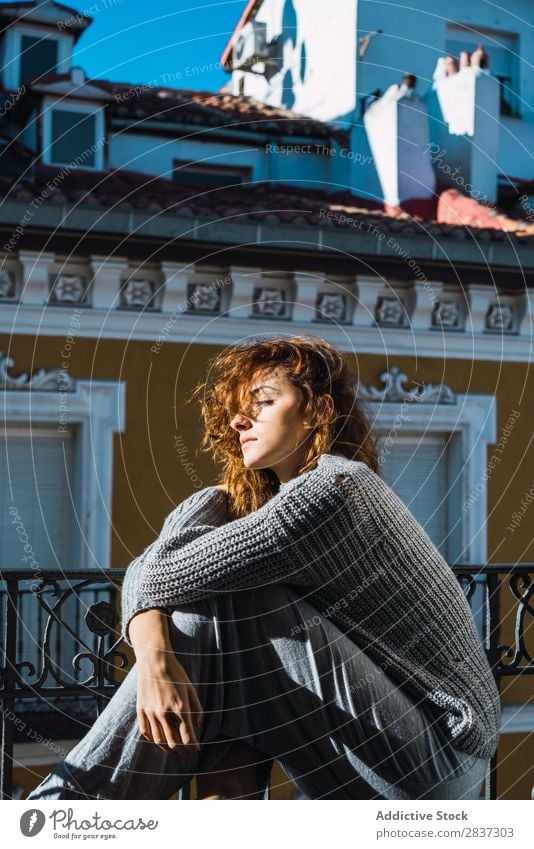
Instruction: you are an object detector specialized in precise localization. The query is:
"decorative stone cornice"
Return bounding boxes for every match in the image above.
[0,353,75,391]
[356,365,456,404]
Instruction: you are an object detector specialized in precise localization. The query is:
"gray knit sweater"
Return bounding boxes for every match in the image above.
[120,452,501,760]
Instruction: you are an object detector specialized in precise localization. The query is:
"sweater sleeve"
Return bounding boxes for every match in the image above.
[120,486,228,646]
[136,466,349,609]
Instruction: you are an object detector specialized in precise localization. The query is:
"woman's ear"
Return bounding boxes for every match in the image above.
[322,394,335,418]
[303,394,334,429]
[316,394,335,424]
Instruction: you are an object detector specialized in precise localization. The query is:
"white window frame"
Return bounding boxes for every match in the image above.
[369,393,496,640]
[2,423,78,567]
[1,24,72,90]
[3,379,125,568]
[377,431,453,559]
[368,392,496,565]
[41,97,105,170]
[371,392,532,739]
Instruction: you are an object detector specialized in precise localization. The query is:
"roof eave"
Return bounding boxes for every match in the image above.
[1,198,533,281]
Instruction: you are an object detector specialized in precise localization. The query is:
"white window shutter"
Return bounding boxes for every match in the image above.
[1,427,76,570]
[378,436,449,559]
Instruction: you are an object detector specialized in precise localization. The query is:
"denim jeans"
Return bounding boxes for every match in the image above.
[28,584,489,801]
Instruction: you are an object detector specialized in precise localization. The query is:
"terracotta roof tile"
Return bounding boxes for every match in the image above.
[1,166,533,245]
[124,89,345,141]
[18,71,348,142]
[437,188,534,237]
[83,81,349,143]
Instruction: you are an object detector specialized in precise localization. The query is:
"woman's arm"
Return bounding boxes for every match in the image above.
[128,607,171,659]
[136,466,350,609]
[121,485,228,645]
[129,608,203,753]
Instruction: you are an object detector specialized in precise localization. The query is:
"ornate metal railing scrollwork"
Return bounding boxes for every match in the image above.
[1,564,533,801]
[1,568,129,800]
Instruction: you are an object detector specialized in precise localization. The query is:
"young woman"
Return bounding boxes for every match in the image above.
[29,335,500,801]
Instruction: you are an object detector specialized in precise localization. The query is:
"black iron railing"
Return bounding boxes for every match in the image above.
[0,569,127,800]
[1,565,533,800]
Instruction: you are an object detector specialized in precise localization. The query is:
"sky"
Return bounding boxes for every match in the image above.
[69,0,248,92]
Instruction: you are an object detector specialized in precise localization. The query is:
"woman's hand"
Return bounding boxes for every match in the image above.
[136,651,204,754]
[128,608,204,754]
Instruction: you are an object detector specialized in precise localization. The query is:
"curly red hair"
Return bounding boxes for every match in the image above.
[188,335,380,518]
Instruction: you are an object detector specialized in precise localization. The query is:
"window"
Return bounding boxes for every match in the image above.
[2,372,124,568]
[362,386,497,641]
[446,23,519,116]
[378,435,450,559]
[173,159,252,188]
[1,425,78,570]
[376,428,484,636]
[1,425,78,686]
[41,100,104,170]
[19,34,58,84]
[1,377,124,713]
[50,109,97,166]
[0,423,119,710]
[367,391,497,567]
[0,25,70,90]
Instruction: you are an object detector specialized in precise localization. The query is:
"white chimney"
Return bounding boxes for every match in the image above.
[363,82,436,209]
[429,64,500,203]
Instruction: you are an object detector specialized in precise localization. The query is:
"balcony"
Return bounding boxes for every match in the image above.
[1,565,533,800]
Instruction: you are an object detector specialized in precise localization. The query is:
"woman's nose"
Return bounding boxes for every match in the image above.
[230,412,250,430]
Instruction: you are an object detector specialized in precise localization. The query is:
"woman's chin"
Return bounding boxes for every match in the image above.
[242,447,268,468]
[242,455,260,468]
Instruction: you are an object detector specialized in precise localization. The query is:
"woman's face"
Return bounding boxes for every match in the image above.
[229,368,312,483]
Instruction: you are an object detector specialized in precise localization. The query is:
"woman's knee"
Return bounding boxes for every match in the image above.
[168,601,215,644]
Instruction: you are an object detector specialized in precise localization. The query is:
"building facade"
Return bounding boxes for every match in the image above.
[1,0,533,799]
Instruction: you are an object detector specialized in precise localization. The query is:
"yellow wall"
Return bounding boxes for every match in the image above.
[4,334,534,799]
[496,734,534,800]
[4,336,533,564]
